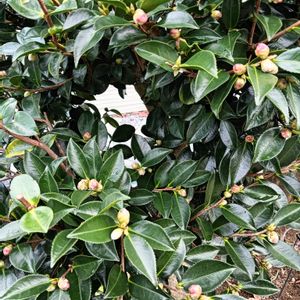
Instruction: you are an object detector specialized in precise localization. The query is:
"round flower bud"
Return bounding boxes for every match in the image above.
[23,91,31,98]
[133,9,148,25]
[156,139,162,146]
[111,228,124,240]
[58,277,70,291]
[169,29,180,40]
[77,179,89,191]
[245,135,254,143]
[46,283,56,292]
[83,131,92,141]
[28,54,38,62]
[97,181,103,193]
[0,70,7,77]
[231,184,242,194]
[188,284,202,299]
[3,245,13,256]
[234,77,246,90]
[131,162,141,170]
[89,179,99,191]
[232,64,247,75]
[177,188,187,197]
[255,43,270,59]
[277,78,287,90]
[0,260,5,269]
[261,59,278,74]
[137,168,146,176]
[211,10,222,20]
[117,208,130,226]
[280,128,292,139]
[267,231,279,244]
[115,58,123,65]
[219,199,228,207]
[224,191,232,198]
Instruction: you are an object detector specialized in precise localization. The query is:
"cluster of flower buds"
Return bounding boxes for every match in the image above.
[211,10,222,20]
[232,64,248,90]
[188,284,202,299]
[77,178,103,192]
[2,244,13,256]
[255,43,279,74]
[280,128,292,139]
[266,224,279,244]
[133,9,148,25]
[131,162,146,176]
[111,208,130,240]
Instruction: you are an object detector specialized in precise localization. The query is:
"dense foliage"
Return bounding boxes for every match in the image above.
[0,0,300,299]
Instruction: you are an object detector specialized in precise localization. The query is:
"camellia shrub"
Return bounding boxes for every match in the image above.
[0,0,300,299]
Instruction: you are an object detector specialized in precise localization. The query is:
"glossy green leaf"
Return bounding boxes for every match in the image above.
[20,206,53,233]
[181,50,217,77]
[253,127,285,162]
[131,134,151,161]
[49,289,71,300]
[221,204,255,230]
[105,264,128,298]
[94,15,130,30]
[63,8,95,31]
[168,160,198,186]
[129,220,174,251]
[67,215,115,243]
[6,111,38,137]
[51,229,77,267]
[86,241,119,261]
[256,14,282,41]
[247,66,278,106]
[0,221,24,242]
[67,139,90,178]
[23,151,45,182]
[266,88,289,123]
[186,245,219,263]
[0,274,51,300]
[272,203,300,226]
[124,234,157,285]
[171,195,191,229]
[39,168,59,193]
[157,239,186,277]
[135,41,178,72]
[222,0,240,29]
[182,260,235,292]
[225,239,255,279]
[286,83,300,129]
[141,148,172,168]
[157,11,199,29]
[191,70,230,103]
[264,240,300,270]
[112,125,135,142]
[50,0,77,15]
[242,279,279,296]
[72,255,102,280]
[276,48,300,73]
[7,0,43,20]
[10,174,40,206]
[9,244,37,273]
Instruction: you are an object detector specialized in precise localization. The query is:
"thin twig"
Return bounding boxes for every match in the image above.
[153,187,177,192]
[248,0,261,47]
[120,235,125,272]
[0,122,74,177]
[230,229,267,237]
[190,197,225,222]
[51,0,60,6]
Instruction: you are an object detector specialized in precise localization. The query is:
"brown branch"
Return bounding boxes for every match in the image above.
[190,197,225,222]
[51,0,61,6]
[37,0,65,51]
[16,195,35,211]
[248,0,261,47]
[258,19,300,45]
[153,187,177,192]
[230,229,267,238]
[0,122,74,177]
[120,235,125,272]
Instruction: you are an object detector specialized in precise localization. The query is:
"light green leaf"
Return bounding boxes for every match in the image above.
[272,203,300,226]
[20,207,54,233]
[0,221,25,242]
[256,14,282,41]
[276,48,300,73]
[266,88,289,123]
[141,148,172,168]
[157,11,199,29]
[286,83,300,129]
[7,0,43,20]
[50,0,77,15]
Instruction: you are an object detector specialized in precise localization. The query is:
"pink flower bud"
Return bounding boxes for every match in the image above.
[111,228,123,240]
[267,231,279,244]
[58,277,70,291]
[211,10,222,20]
[83,131,92,141]
[89,179,99,191]
[169,29,180,39]
[261,59,278,74]
[0,70,7,77]
[3,245,13,256]
[255,43,270,59]
[133,9,148,25]
[245,135,254,143]
[189,284,202,299]
[232,64,247,75]
[231,184,243,194]
[280,128,292,139]
[234,77,246,90]
[77,179,89,191]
